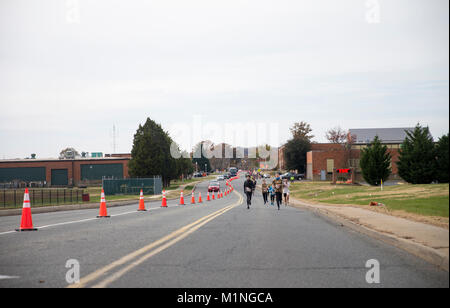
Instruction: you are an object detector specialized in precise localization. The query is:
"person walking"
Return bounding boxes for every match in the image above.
[261,179,269,204]
[244,175,254,209]
[273,174,283,210]
[283,179,290,206]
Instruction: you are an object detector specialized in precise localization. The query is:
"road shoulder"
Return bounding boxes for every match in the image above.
[289,196,449,272]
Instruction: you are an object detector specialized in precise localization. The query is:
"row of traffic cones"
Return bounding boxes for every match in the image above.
[15,174,240,231]
[171,177,238,207]
[15,187,123,230]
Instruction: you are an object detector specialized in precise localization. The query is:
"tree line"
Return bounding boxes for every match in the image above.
[350,124,448,185]
[282,122,448,185]
[128,118,448,187]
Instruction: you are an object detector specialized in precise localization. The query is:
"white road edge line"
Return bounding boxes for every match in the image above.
[0,275,20,279]
[0,200,202,235]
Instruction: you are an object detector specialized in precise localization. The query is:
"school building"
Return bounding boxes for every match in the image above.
[277,127,414,182]
[0,156,130,187]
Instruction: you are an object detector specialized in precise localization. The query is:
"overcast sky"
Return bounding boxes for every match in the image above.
[0,0,448,159]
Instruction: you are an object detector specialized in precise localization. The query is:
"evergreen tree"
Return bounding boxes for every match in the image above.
[128,118,177,187]
[359,135,391,186]
[397,124,436,184]
[435,133,449,183]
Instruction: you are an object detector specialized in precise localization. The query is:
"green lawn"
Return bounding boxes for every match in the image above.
[290,182,449,218]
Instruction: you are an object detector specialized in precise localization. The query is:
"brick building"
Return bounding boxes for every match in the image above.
[0,157,130,187]
[306,127,414,181]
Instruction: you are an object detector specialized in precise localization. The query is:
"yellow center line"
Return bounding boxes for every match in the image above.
[68,191,243,288]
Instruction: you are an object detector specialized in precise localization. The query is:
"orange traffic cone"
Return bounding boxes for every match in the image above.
[191,191,196,204]
[138,189,146,211]
[16,188,38,231]
[212,192,215,200]
[198,192,203,203]
[207,191,210,201]
[97,189,110,218]
[179,191,185,205]
[161,190,168,208]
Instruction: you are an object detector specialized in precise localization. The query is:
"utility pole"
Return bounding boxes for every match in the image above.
[112,124,117,154]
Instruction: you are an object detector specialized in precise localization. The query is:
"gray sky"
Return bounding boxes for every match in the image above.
[0,0,448,158]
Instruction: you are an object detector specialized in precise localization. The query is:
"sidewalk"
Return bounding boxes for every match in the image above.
[290,197,449,271]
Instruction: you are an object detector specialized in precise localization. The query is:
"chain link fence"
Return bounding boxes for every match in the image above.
[102,177,162,196]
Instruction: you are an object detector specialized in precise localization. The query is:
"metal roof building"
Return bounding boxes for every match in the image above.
[349,127,415,144]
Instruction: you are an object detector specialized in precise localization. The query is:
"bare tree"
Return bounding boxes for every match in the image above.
[325,127,347,144]
[344,132,357,168]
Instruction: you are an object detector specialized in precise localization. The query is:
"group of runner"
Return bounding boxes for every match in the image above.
[243,173,290,210]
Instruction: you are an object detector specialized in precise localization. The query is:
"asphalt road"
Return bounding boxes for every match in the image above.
[0,178,448,288]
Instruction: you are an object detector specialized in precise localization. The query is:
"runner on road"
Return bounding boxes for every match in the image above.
[283,178,290,206]
[273,174,283,210]
[268,185,275,206]
[251,176,257,196]
[261,179,269,204]
[244,175,255,209]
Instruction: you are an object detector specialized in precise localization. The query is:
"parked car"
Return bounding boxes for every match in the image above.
[208,181,220,192]
[281,172,304,181]
[193,172,203,178]
[217,175,225,181]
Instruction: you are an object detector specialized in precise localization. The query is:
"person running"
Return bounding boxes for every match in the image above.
[283,178,290,206]
[272,174,283,210]
[244,175,254,209]
[251,176,257,196]
[261,179,269,204]
[268,185,275,206]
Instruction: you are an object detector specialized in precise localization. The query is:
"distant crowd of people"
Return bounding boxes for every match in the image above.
[243,173,290,210]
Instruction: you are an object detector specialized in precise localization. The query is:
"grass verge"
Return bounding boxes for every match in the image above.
[290,181,449,218]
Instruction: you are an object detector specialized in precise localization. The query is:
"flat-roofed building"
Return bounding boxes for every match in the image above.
[0,156,130,187]
[306,127,415,182]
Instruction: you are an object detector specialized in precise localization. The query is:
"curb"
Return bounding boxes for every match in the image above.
[290,198,449,272]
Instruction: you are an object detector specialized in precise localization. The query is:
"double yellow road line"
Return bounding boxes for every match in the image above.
[68,191,243,288]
